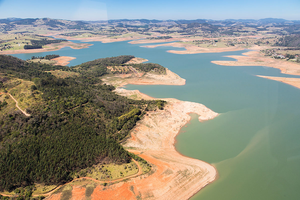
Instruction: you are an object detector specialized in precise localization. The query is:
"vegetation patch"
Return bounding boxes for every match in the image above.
[73,160,139,181]
[46,70,80,78]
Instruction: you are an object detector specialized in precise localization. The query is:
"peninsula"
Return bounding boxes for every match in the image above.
[0,55,218,200]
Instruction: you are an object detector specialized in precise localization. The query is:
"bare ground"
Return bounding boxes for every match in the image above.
[103,68,186,89]
[51,56,76,66]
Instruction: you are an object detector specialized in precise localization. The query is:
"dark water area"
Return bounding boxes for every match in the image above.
[11,40,300,200]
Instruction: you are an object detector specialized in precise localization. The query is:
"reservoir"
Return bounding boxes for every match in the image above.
[12,40,300,200]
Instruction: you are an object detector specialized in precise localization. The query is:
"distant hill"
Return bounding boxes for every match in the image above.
[2,17,299,29]
[1,17,300,37]
[0,18,90,31]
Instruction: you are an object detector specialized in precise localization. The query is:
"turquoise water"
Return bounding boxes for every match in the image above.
[12,40,300,200]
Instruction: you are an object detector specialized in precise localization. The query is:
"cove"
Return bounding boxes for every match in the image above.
[12,40,300,200]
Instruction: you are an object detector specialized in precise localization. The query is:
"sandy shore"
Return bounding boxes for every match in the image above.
[57,35,146,43]
[45,66,218,200]
[104,68,186,89]
[117,99,218,200]
[51,56,76,66]
[257,75,300,89]
[129,38,178,44]
[142,42,245,54]
[0,41,91,55]
[211,50,300,89]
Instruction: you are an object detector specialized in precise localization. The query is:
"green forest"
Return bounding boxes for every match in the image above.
[0,55,165,191]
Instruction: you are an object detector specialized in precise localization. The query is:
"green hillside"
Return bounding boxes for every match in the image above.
[0,55,165,191]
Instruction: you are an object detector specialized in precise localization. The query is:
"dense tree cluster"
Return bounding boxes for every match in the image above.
[0,55,165,191]
[75,55,166,76]
[131,63,166,74]
[24,39,67,49]
[31,54,60,60]
[275,34,300,47]
[147,36,172,40]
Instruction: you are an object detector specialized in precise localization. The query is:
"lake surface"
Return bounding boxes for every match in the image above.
[12,40,300,200]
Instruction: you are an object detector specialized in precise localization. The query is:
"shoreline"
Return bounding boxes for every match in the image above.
[111,69,218,199]
[211,49,300,89]
[120,96,218,200]
[141,42,245,54]
[172,114,220,199]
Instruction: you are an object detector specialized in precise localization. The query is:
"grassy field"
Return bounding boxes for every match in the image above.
[0,77,43,115]
[47,70,80,78]
[27,58,56,65]
[73,160,139,181]
[0,34,47,51]
[32,184,58,196]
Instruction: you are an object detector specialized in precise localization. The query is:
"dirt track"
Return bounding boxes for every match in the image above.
[7,93,31,117]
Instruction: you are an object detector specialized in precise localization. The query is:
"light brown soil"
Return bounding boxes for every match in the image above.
[211,50,300,89]
[51,56,76,66]
[143,42,244,54]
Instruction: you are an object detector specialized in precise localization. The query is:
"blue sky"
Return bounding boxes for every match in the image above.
[0,0,299,21]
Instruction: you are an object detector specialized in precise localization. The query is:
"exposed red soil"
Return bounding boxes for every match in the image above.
[91,183,135,200]
[46,193,61,200]
[71,186,86,200]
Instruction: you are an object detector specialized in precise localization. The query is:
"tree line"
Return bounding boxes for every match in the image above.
[24,39,67,49]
